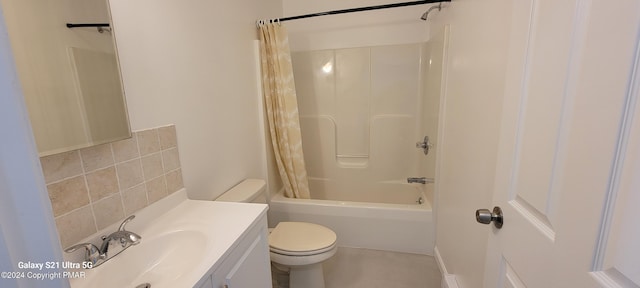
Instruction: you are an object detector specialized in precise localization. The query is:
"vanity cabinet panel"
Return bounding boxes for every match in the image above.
[198,275,213,288]
[210,215,272,288]
[224,233,271,287]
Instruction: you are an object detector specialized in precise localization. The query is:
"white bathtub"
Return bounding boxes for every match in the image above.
[267,182,434,255]
[306,179,428,205]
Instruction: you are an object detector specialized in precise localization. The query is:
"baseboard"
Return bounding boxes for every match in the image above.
[434,246,460,288]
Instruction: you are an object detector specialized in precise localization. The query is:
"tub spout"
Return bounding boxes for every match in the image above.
[407,177,434,184]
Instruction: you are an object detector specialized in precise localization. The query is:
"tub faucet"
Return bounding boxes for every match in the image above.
[407,177,434,184]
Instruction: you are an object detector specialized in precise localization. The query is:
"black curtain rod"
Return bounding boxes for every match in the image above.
[66,23,110,28]
[279,0,450,22]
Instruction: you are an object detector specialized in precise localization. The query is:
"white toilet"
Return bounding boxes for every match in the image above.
[216,179,337,288]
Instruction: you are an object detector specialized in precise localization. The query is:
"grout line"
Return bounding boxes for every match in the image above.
[92,193,125,230]
[143,181,150,207]
[155,125,163,153]
[156,129,169,195]
[87,198,99,238]
[165,167,181,174]
[146,174,166,183]
[54,202,92,221]
[113,142,129,217]
[76,150,99,235]
[135,130,151,207]
[45,173,86,186]
[78,145,117,174]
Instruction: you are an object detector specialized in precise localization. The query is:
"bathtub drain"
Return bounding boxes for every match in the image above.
[135,283,151,288]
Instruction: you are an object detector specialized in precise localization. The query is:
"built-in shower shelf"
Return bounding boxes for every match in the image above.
[336,155,369,168]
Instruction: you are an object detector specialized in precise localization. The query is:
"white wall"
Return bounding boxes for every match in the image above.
[283,0,435,51]
[109,0,283,200]
[429,0,512,287]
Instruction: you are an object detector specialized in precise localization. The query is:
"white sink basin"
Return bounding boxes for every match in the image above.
[77,230,207,288]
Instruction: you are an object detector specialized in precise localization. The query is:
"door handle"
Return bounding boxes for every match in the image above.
[476,206,503,229]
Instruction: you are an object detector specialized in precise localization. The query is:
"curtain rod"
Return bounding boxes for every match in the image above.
[277,0,450,22]
[66,23,110,28]
[66,23,111,33]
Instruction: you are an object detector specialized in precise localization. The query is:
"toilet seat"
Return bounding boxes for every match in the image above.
[270,242,337,256]
[269,222,337,256]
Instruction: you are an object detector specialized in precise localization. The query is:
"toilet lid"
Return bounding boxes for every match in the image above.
[269,222,337,254]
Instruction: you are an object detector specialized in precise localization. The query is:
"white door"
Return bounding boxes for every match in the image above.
[482,0,640,287]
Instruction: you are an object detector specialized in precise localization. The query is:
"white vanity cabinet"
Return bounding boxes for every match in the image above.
[67,191,272,288]
[196,212,272,288]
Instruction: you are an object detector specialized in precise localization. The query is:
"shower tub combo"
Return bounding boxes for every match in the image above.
[266,39,446,256]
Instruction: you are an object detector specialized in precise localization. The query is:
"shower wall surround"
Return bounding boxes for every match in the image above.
[40,125,184,248]
[292,43,433,201]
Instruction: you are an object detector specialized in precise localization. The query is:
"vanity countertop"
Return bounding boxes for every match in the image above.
[68,189,268,288]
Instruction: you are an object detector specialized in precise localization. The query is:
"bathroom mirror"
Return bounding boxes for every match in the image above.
[0,0,131,156]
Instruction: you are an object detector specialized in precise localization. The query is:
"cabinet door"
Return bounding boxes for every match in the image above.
[224,233,271,288]
[198,275,213,288]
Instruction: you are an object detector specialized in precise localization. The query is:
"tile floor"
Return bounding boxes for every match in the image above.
[272,247,442,288]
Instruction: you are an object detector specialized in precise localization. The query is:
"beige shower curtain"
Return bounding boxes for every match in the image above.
[258,22,310,199]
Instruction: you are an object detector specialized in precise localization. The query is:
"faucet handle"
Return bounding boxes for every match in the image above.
[416,136,433,155]
[64,243,101,265]
[65,242,98,253]
[118,215,136,231]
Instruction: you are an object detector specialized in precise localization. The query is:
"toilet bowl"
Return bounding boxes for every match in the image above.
[269,221,337,288]
[216,179,337,288]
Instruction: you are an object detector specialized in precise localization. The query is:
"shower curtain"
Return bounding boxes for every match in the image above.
[258,22,310,199]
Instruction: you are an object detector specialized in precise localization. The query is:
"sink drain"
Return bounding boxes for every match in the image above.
[135,283,151,288]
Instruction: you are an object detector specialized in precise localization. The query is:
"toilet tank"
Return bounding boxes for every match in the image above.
[215,179,267,203]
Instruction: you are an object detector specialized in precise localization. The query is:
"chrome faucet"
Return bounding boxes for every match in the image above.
[64,242,102,265]
[99,215,141,255]
[65,215,141,267]
[407,177,434,184]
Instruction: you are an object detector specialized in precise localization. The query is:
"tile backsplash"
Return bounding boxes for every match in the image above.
[40,125,184,248]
